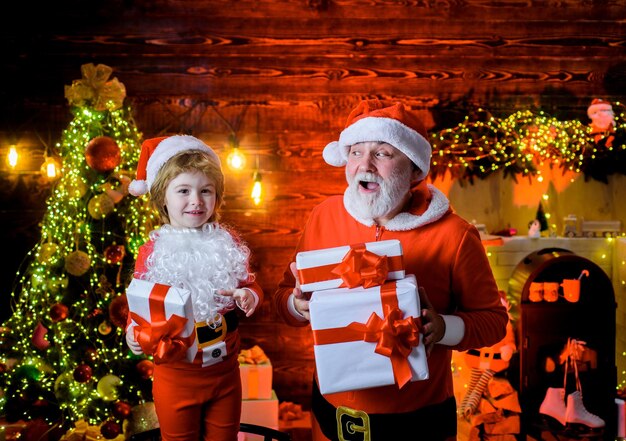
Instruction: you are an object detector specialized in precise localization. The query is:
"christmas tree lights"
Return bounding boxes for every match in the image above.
[0,64,159,438]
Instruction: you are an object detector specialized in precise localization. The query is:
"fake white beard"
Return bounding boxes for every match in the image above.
[343,168,413,222]
[142,223,251,324]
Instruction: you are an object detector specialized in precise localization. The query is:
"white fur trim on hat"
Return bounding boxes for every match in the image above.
[145,135,220,190]
[128,179,149,197]
[322,117,432,181]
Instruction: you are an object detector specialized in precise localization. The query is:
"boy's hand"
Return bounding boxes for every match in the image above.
[219,288,256,317]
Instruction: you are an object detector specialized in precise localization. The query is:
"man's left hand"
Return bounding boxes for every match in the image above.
[419,287,445,356]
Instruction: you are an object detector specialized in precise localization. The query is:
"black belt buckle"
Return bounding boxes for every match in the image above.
[336,406,371,441]
[195,315,227,348]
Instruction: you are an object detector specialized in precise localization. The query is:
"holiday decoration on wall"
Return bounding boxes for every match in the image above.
[0,64,159,437]
[429,102,626,185]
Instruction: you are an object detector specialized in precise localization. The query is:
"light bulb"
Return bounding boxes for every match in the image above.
[227,147,246,171]
[251,171,262,206]
[41,156,62,180]
[7,145,18,168]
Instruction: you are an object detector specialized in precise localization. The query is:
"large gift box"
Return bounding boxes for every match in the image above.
[295,239,404,292]
[239,345,273,400]
[240,390,279,441]
[309,274,429,394]
[126,278,197,364]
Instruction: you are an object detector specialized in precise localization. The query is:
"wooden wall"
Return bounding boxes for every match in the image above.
[2,0,626,407]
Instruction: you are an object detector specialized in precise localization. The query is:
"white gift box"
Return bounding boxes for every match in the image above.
[126,278,197,363]
[295,239,405,292]
[240,390,279,441]
[309,274,429,394]
[240,362,273,400]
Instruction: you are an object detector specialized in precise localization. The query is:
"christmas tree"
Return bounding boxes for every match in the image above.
[0,64,159,439]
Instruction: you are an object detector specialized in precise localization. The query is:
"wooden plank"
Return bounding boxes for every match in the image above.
[38,0,626,22]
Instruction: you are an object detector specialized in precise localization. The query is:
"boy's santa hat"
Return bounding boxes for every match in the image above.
[128,135,221,196]
[587,98,613,118]
[322,100,432,181]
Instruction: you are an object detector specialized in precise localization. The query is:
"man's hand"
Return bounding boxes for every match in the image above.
[290,262,310,321]
[419,287,445,356]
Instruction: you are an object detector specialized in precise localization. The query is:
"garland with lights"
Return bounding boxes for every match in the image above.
[429,105,626,185]
[0,64,159,439]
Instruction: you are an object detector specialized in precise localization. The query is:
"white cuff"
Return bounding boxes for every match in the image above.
[288,293,309,322]
[437,314,465,346]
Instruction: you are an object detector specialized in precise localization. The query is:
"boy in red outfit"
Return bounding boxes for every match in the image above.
[274,100,508,441]
[126,135,263,441]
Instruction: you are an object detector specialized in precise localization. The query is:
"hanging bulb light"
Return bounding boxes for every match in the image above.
[7,145,18,169]
[251,170,263,206]
[226,134,246,171]
[40,155,62,180]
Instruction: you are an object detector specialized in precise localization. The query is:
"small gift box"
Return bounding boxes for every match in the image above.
[126,278,197,364]
[295,239,404,292]
[240,390,279,440]
[238,345,273,400]
[309,274,428,394]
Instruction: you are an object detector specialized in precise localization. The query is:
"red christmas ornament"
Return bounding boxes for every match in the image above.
[73,364,93,383]
[112,400,132,419]
[49,303,69,322]
[108,294,129,329]
[104,244,126,264]
[100,420,121,439]
[136,359,154,380]
[85,136,121,173]
[32,322,50,350]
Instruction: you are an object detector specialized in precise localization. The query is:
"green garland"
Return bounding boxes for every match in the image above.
[429,106,626,184]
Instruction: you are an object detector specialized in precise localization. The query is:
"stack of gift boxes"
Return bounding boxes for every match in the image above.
[238,345,278,440]
[296,240,429,395]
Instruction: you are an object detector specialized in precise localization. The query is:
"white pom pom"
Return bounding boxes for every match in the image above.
[128,180,148,196]
[322,141,346,167]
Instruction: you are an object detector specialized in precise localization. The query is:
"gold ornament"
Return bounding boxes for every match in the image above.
[98,320,113,335]
[66,178,88,199]
[96,374,122,401]
[88,193,115,219]
[37,242,59,264]
[64,250,91,276]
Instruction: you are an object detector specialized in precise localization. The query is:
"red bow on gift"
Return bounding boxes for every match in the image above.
[331,244,389,288]
[131,312,193,364]
[361,306,421,387]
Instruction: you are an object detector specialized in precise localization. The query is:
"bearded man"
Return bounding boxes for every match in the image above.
[274,100,508,441]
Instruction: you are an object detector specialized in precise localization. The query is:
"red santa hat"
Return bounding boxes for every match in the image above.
[128,135,221,196]
[322,100,432,180]
[587,98,613,118]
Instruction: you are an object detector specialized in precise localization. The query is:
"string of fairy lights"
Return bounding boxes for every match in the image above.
[429,104,626,184]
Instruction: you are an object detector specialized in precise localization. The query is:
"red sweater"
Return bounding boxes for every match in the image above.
[274,182,507,413]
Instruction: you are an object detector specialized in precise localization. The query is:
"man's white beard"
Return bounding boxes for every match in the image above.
[343,167,413,222]
[142,223,250,324]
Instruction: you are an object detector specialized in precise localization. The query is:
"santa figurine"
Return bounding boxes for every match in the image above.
[587,98,616,147]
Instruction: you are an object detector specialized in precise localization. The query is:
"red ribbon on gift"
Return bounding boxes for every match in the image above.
[312,282,422,388]
[298,243,403,288]
[130,283,196,364]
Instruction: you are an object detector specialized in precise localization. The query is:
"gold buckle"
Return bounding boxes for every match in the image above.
[195,315,227,348]
[336,406,370,441]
